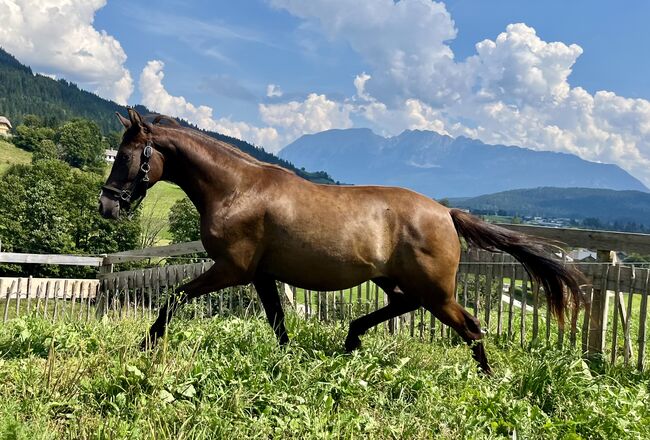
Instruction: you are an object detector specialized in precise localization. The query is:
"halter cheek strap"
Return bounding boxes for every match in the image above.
[101,140,154,210]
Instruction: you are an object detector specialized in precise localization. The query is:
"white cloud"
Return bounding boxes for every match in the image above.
[266,84,283,98]
[0,0,133,104]
[272,0,650,186]
[353,73,372,101]
[470,24,583,105]
[451,25,650,180]
[270,0,459,105]
[259,93,353,141]
[353,75,448,136]
[139,60,279,149]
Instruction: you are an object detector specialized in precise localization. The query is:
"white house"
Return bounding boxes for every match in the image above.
[0,116,11,137]
[105,149,117,163]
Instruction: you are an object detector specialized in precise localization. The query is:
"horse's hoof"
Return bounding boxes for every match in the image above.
[139,336,155,351]
[344,336,361,353]
[479,365,493,377]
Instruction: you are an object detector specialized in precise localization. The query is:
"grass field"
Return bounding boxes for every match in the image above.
[140,182,186,244]
[0,139,31,174]
[0,313,648,439]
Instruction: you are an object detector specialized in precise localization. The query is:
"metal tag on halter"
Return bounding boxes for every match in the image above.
[144,142,153,158]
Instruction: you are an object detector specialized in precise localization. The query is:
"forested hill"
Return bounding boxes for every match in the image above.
[0,48,124,133]
[0,47,334,184]
[451,187,650,229]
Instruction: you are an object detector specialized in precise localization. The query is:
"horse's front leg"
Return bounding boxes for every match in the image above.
[253,274,289,345]
[141,260,245,350]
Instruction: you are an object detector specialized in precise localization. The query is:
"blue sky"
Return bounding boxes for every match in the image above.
[2,0,650,185]
[95,0,650,110]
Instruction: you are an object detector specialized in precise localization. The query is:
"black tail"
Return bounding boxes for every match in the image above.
[450,209,583,324]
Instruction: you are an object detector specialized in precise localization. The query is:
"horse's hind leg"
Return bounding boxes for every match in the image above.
[430,300,491,375]
[253,274,289,345]
[344,277,420,352]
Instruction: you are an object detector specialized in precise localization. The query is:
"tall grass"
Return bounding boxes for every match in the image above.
[0,313,648,439]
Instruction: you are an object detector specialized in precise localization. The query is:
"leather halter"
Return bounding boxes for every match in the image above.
[100,141,154,211]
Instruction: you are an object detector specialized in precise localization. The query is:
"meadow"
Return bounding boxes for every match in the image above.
[0,139,30,174]
[0,312,648,439]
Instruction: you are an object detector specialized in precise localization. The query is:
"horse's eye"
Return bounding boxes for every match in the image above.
[119,153,130,162]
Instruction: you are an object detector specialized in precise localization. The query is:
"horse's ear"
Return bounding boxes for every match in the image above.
[128,108,144,127]
[115,112,131,129]
[127,108,152,134]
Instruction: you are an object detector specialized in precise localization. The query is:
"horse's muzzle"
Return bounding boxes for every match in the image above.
[99,195,120,219]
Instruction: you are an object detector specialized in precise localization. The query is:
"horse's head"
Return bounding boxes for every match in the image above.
[99,109,164,219]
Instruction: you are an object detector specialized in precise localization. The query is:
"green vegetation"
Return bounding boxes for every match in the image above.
[168,197,200,244]
[0,139,30,174]
[0,159,140,277]
[56,119,108,172]
[140,183,186,245]
[10,116,109,173]
[0,314,647,439]
[452,187,650,231]
[0,46,335,185]
[0,48,124,133]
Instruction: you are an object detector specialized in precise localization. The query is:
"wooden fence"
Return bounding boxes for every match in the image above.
[0,277,99,322]
[3,224,650,370]
[92,249,650,370]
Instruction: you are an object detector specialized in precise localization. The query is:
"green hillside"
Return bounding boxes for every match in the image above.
[0,139,30,173]
[452,187,650,229]
[0,47,335,184]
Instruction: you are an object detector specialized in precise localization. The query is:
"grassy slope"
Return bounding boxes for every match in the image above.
[140,181,186,244]
[0,315,648,439]
[0,139,31,173]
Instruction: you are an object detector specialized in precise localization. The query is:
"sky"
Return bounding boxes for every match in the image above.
[2,0,650,186]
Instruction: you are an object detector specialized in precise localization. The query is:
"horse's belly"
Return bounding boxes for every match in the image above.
[259,248,383,291]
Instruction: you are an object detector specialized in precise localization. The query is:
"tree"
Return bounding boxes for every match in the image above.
[32,139,59,162]
[168,197,200,244]
[106,131,124,150]
[57,119,107,173]
[12,123,56,152]
[22,114,42,128]
[0,160,141,277]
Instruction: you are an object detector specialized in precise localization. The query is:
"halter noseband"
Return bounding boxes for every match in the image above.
[101,141,154,211]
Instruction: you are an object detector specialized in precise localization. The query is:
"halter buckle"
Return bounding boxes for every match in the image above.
[144,143,153,158]
[120,190,132,201]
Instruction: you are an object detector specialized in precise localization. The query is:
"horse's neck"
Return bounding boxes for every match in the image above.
[163,133,252,214]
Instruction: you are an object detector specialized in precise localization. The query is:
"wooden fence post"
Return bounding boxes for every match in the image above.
[96,257,113,317]
[587,250,614,356]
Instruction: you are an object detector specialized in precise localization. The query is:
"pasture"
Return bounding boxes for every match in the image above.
[0,139,30,174]
[0,313,648,439]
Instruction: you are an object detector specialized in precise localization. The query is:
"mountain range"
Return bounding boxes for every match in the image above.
[279,128,647,198]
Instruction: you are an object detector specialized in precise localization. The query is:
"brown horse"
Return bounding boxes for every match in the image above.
[100,109,582,374]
